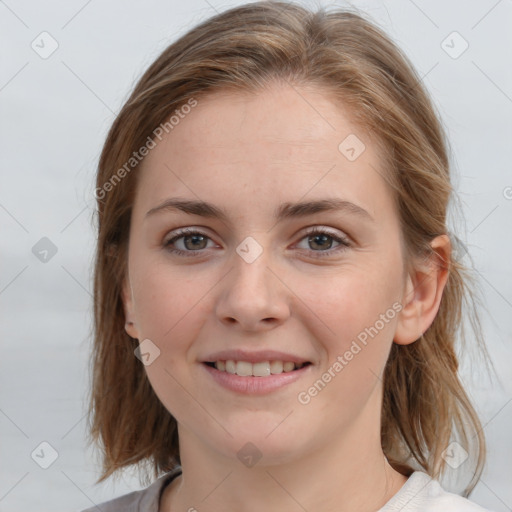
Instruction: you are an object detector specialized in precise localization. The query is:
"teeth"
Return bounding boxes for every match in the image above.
[253,362,270,377]
[283,361,295,372]
[236,361,253,377]
[270,360,283,374]
[225,360,236,374]
[213,360,306,377]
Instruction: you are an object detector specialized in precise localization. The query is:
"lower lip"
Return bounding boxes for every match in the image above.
[201,363,312,395]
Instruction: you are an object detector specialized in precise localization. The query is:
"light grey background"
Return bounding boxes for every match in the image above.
[0,0,511,511]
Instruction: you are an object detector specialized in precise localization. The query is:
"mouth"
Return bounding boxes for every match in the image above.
[201,359,313,395]
[203,360,312,377]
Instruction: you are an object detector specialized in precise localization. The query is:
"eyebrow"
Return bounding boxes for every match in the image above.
[145,197,374,223]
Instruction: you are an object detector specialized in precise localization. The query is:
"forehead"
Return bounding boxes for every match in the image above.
[161,83,371,155]
[133,83,395,223]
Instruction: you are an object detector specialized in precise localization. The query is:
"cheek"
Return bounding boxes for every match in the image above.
[293,260,402,370]
[131,258,207,341]
[295,277,399,420]
[301,263,400,328]
[131,264,208,414]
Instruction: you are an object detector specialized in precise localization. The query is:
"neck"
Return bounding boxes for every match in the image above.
[160,395,408,512]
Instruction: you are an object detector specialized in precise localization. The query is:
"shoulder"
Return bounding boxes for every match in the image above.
[79,468,182,512]
[379,471,495,512]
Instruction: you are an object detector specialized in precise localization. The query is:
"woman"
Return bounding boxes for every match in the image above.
[83,2,495,511]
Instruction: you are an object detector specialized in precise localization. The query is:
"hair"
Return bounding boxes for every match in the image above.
[87,0,495,496]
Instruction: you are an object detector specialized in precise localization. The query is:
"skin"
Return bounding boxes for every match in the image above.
[122,81,450,512]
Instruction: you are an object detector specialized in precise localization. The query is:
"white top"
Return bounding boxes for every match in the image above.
[80,467,495,512]
[377,471,493,511]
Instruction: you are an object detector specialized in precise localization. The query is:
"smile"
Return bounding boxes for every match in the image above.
[201,361,312,395]
[205,360,310,377]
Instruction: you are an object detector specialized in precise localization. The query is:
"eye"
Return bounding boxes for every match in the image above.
[163,227,351,258]
[164,228,216,257]
[295,227,351,258]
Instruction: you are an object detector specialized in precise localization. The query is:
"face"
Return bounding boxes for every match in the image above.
[122,82,411,465]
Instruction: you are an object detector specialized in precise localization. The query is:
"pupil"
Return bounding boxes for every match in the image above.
[185,235,206,250]
[310,234,331,250]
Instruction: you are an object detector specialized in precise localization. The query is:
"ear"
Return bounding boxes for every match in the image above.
[121,274,141,339]
[393,234,451,345]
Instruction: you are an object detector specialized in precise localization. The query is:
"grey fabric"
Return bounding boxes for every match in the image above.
[80,466,182,512]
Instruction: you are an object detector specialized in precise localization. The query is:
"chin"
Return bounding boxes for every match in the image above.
[209,423,309,466]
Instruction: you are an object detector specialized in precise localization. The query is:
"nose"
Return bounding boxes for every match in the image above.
[215,247,291,332]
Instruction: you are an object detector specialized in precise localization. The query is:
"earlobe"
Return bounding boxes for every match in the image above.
[393,234,451,346]
[121,276,140,339]
[125,320,138,339]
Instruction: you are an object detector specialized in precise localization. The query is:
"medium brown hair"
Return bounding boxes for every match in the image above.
[87,0,493,495]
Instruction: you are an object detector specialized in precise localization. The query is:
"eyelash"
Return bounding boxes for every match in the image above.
[163,227,351,259]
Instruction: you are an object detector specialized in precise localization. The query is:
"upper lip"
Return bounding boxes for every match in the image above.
[202,349,312,364]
